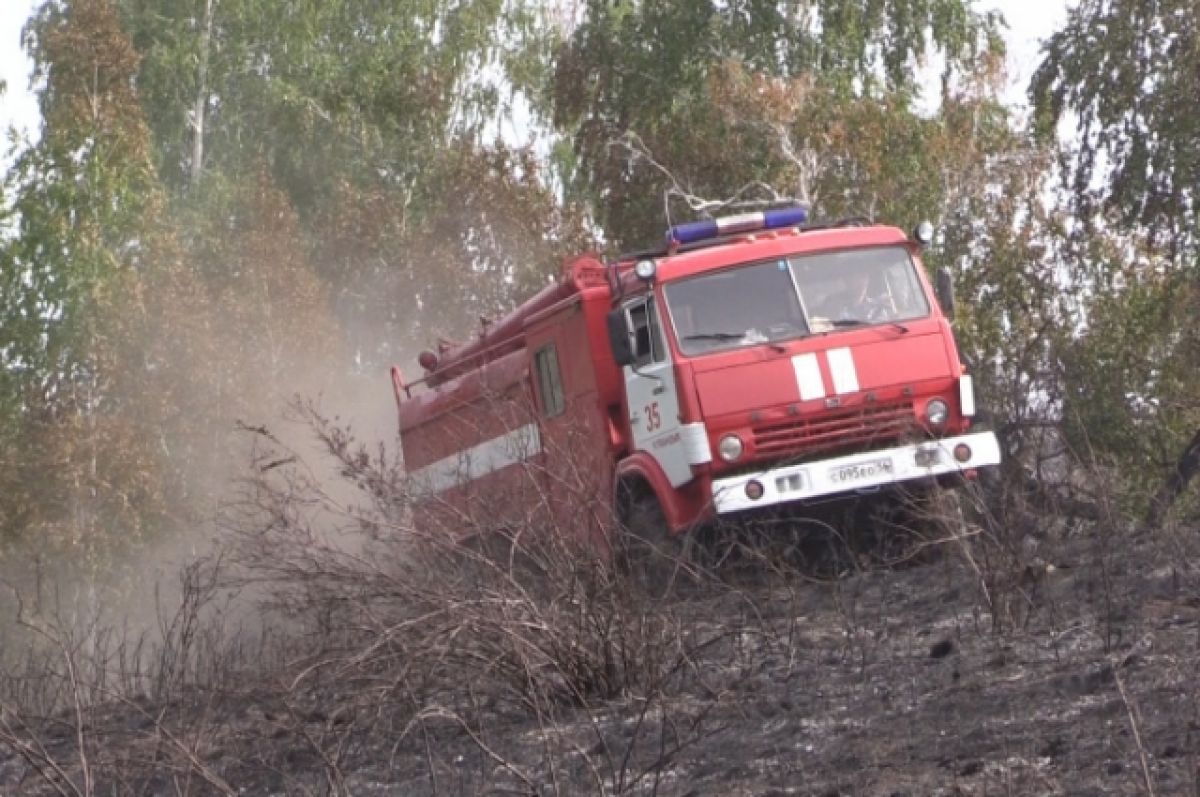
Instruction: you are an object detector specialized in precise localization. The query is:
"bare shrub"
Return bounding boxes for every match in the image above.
[0,550,267,795]
[10,395,1088,793]
[226,400,747,706]
[144,398,771,791]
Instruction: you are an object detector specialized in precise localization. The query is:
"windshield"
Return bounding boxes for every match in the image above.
[663,246,930,356]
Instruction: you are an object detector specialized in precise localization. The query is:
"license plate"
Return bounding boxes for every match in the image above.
[830,457,894,484]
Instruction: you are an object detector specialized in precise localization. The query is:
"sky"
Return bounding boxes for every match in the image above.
[994,0,1073,108]
[0,0,1071,175]
[1,0,37,165]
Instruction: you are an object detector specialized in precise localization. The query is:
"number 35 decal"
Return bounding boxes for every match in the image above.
[643,402,661,432]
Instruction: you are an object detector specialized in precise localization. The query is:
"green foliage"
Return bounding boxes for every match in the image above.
[110,0,578,371]
[1055,238,1200,501]
[938,151,1067,428]
[1031,0,1200,257]
[117,0,545,208]
[0,0,159,427]
[1031,0,1200,506]
[0,0,169,549]
[549,0,1002,248]
[0,0,357,555]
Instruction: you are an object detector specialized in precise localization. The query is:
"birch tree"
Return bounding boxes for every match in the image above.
[0,0,168,550]
[1033,0,1200,520]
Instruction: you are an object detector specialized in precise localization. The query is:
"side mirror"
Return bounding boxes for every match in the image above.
[606,308,635,367]
[935,268,956,318]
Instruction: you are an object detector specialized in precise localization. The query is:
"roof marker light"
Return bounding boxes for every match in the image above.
[666,206,809,246]
[634,259,657,280]
[914,220,935,246]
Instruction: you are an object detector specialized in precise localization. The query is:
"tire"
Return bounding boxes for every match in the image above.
[620,492,690,598]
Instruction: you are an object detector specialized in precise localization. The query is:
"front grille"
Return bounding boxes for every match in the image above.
[752,401,915,459]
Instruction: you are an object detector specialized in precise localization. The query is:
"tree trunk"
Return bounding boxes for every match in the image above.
[190,0,215,187]
[1146,428,1200,528]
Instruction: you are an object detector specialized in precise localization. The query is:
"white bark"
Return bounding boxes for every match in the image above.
[190,0,216,187]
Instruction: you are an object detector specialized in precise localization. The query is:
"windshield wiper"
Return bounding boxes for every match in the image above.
[683,332,745,341]
[829,318,909,333]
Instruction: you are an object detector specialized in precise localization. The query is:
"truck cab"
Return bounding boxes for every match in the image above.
[605,210,1000,533]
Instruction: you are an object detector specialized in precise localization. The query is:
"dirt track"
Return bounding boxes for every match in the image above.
[2,518,1198,795]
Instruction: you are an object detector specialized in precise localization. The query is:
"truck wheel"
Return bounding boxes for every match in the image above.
[620,493,690,598]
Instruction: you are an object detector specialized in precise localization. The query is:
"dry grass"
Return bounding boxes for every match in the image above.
[1,404,1194,794]
[0,403,773,793]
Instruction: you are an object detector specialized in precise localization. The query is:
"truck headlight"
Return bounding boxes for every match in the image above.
[926,399,949,427]
[717,434,744,462]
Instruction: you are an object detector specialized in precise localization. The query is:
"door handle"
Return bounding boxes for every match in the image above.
[629,413,641,425]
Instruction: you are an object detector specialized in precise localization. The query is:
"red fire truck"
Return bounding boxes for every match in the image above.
[392,208,1001,549]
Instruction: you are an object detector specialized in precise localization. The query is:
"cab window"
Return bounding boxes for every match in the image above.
[533,344,565,417]
[627,298,664,368]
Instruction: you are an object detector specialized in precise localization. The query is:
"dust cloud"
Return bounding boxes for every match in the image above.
[0,257,419,671]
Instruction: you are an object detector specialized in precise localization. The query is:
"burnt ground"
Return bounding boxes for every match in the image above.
[3,516,1200,796]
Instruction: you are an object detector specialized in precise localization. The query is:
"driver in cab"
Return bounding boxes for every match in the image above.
[813,268,891,327]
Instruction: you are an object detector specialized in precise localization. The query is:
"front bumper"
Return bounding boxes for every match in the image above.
[711,431,1001,514]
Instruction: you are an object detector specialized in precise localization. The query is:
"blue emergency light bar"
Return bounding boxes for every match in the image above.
[666,206,809,246]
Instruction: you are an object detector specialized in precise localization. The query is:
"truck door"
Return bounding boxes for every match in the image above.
[621,296,694,487]
[526,304,611,539]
